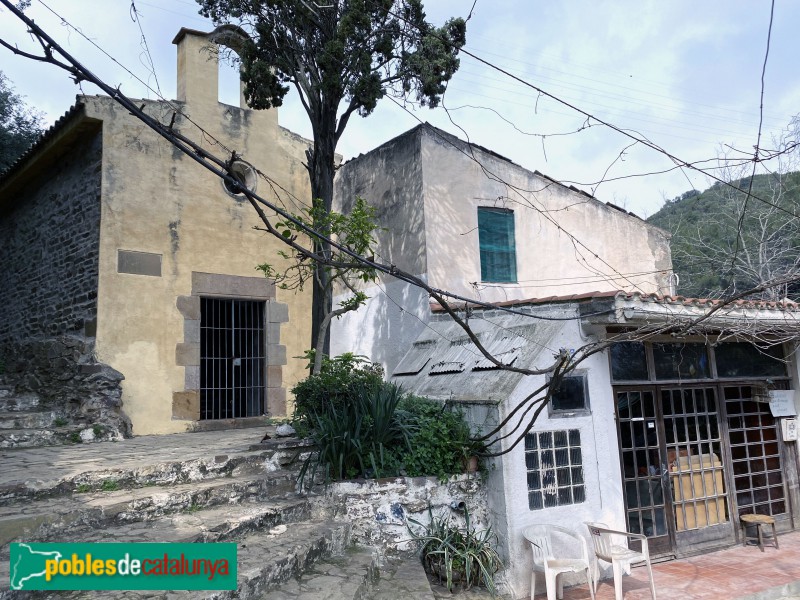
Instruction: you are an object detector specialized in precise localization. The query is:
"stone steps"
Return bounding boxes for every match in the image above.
[0,518,352,599]
[369,556,436,600]
[0,432,390,600]
[0,471,301,546]
[0,439,313,505]
[246,545,379,600]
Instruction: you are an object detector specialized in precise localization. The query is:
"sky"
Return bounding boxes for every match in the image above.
[1,0,798,218]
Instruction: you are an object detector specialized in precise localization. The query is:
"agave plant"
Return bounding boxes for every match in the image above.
[408,506,503,596]
[298,381,414,486]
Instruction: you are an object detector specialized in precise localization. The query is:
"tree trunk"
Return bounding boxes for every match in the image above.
[308,108,338,359]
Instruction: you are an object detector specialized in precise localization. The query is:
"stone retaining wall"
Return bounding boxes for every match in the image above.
[312,474,489,554]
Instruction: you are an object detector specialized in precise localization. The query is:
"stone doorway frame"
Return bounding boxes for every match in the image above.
[173,271,288,421]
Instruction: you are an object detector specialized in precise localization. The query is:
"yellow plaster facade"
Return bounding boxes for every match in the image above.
[89,29,311,434]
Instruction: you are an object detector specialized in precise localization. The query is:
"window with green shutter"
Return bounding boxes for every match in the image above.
[478,207,517,282]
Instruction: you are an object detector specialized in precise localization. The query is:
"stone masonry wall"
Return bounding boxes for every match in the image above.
[0,130,102,342]
[311,474,489,554]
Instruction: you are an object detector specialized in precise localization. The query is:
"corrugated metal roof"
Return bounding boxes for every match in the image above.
[392,340,435,376]
[473,337,523,370]
[429,343,477,375]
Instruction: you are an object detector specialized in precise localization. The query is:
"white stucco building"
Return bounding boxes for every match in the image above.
[331,124,800,599]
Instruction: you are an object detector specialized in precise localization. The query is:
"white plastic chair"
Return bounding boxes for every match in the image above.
[584,522,657,600]
[522,524,596,600]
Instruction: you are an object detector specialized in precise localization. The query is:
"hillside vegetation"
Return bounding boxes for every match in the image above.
[647,171,800,300]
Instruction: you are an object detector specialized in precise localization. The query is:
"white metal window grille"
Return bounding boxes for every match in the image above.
[525,429,586,510]
[200,298,265,420]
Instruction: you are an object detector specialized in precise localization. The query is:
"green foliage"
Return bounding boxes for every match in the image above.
[53,417,67,428]
[257,196,380,295]
[197,1,466,115]
[68,432,82,444]
[294,361,478,485]
[301,381,410,483]
[291,352,384,427]
[257,197,382,373]
[648,170,800,300]
[0,71,44,173]
[100,479,119,492]
[75,484,91,494]
[397,395,476,482]
[408,506,502,595]
[92,424,104,438]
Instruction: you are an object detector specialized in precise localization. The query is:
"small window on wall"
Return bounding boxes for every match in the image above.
[525,429,586,510]
[549,372,590,415]
[477,207,517,283]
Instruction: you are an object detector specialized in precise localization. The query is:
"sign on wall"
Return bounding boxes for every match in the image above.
[768,390,797,417]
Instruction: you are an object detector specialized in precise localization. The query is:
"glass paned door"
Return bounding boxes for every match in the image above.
[616,390,672,555]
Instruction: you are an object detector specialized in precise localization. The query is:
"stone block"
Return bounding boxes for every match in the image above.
[191,272,275,299]
[183,319,200,343]
[172,390,200,420]
[267,302,289,323]
[176,295,200,320]
[267,344,286,366]
[266,365,283,388]
[267,323,281,346]
[184,366,200,391]
[175,342,200,367]
[266,387,287,416]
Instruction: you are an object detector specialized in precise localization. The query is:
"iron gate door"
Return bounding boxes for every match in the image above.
[200,298,265,420]
[616,386,736,557]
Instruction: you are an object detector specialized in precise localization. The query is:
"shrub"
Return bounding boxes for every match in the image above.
[293,359,479,484]
[291,352,383,427]
[398,395,474,481]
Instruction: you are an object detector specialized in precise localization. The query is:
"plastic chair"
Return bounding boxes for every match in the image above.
[522,524,596,600]
[584,522,656,600]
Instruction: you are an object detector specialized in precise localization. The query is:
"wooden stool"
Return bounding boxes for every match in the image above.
[741,514,778,552]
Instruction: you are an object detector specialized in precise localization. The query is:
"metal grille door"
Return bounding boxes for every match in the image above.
[200,298,265,420]
[725,385,787,517]
[616,389,671,554]
[661,387,730,535]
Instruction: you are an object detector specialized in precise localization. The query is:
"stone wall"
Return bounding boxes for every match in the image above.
[0,130,102,342]
[1,335,131,439]
[311,474,489,554]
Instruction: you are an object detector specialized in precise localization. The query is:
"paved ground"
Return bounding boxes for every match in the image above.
[533,529,800,600]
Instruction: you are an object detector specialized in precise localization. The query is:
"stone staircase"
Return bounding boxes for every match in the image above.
[0,379,93,449]
[0,431,439,599]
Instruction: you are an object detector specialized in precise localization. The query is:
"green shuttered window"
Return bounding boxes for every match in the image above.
[478,207,517,282]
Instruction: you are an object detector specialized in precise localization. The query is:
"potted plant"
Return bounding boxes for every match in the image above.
[460,438,486,474]
[408,506,502,596]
